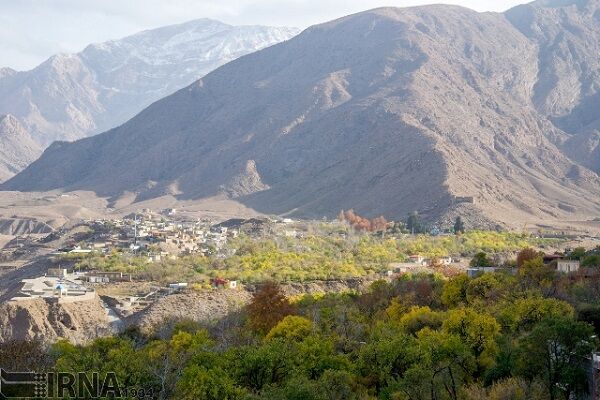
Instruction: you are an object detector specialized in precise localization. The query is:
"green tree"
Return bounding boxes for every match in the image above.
[396,328,476,400]
[141,330,214,399]
[441,275,470,307]
[516,317,597,400]
[465,273,507,305]
[500,297,574,333]
[581,254,600,267]
[470,252,493,268]
[53,337,152,397]
[231,340,293,392]
[569,247,587,260]
[266,316,313,342]
[175,366,245,400]
[518,257,557,295]
[443,308,500,372]
[398,306,444,336]
[406,212,424,234]
[453,217,465,234]
[356,333,416,392]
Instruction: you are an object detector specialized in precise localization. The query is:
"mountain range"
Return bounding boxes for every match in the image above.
[0,19,298,147]
[0,115,41,182]
[5,0,600,226]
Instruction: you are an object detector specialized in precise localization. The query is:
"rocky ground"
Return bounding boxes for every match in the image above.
[0,297,111,344]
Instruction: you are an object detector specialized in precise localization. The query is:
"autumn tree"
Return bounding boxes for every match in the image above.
[441,275,470,307]
[247,281,295,335]
[338,209,388,232]
[518,257,557,295]
[266,316,313,342]
[443,308,501,372]
[516,247,542,268]
[397,329,475,400]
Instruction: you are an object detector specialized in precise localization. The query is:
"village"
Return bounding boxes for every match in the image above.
[4,207,591,321]
[2,210,317,316]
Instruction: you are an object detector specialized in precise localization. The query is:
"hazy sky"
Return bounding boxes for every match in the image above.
[1,0,528,71]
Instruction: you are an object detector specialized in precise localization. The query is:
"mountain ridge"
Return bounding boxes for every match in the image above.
[0,115,42,182]
[5,2,600,226]
[0,19,299,146]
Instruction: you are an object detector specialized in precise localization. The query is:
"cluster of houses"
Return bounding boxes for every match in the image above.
[385,252,585,279]
[467,253,582,277]
[53,214,317,263]
[54,212,240,260]
[387,254,458,276]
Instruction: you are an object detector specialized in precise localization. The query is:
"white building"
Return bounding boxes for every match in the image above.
[557,259,580,273]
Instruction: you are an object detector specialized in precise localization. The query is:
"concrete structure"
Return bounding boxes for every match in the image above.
[11,272,95,303]
[169,282,188,290]
[47,268,68,278]
[557,259,580,273]
[388,263,431,275]
[85,271,132,282]
[88,276,110,283]
[408,255,425,264]
[439,257,452,265]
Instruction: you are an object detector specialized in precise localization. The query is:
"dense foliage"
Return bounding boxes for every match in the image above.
[69,231,559,283]
[10,259,600,400]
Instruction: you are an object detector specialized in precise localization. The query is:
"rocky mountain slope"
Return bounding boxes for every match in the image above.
[0,20,299,146]
[0,115,41,181]
[0,297,110,344]
[505,0,600,172]
[5,1,600,226]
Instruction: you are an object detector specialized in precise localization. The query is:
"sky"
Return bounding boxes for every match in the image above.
[1,0,528,71]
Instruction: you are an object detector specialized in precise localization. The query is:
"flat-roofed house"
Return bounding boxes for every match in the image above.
[557,259,580,273]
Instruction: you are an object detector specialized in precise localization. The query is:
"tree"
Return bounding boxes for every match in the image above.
[516,248,542,268]
[500,297,574,333]
[443,308,501,372]
[465,273,507,305]
[232,340,293,392]
[462,378,546,400]
[263,371,366,400]
[518,257,557,295]
[397,328,476,400]
[569,247,587,260]
[453,217,465,234]
[338,209,388,232]
[175,366,245,400]
[441,275,470,307]
[0,339,53,371]
[581,254,600,267]
[356,333,416,391]
[516,317,596,400]
[406,212,424,234]
[247,281,295,335]
[398,306,444,336]
[142,330,214,400]
[266,316,313,342]
[470,252,493,268]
